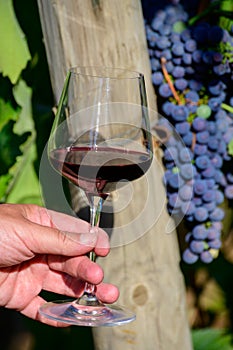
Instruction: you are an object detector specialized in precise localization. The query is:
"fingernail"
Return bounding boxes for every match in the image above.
[65,231,97,245]
[80,232,97,245]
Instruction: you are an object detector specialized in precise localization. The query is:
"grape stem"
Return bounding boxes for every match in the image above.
[160,57,182,105]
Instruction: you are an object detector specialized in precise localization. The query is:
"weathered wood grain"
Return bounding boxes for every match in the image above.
[37,1,193,349]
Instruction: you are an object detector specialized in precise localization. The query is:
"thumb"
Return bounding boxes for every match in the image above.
[27,222,98,257]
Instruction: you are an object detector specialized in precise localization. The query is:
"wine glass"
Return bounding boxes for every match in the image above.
[39,66,153,326]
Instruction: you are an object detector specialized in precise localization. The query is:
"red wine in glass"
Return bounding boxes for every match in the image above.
[50,146,152,199]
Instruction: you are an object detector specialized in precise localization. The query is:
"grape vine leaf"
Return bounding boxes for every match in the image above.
[0,120,30,176]
[0,0,31,84]
[0,97,19,131]
[6,79,42,205]
[192,328,233,350]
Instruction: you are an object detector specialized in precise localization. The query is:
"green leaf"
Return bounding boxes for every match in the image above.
[192,328,233,350]
[13,79,34,134]
[0,173,12,202]
[0,0,31,83]
[5,79,42,205]
[7,144,42,205]
[0,120,30,175]
[0,97,19,131]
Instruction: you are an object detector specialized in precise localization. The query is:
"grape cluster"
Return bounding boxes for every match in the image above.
[145,3,233,263]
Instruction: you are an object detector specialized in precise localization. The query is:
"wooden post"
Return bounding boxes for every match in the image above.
[37,1,193,349]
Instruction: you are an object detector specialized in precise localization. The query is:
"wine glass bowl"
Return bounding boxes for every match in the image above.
[39,66,153,326]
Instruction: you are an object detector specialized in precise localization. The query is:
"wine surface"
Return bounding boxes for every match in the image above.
[50,146,152,197]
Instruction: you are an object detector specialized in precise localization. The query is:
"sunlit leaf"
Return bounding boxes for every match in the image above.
[192,328,233,350]
[13,79,34,134]
[0,0,31,83]
[0,97,19,131]
[6,79,42,205]
[0,120,30,175]
[0,173,12,202]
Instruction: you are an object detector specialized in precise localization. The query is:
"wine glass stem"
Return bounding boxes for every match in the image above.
[83,196,103,297]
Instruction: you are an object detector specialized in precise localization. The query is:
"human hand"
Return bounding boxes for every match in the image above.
[0,204,119,326]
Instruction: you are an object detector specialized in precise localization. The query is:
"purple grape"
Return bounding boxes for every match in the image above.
[192,117,207,132]
[192,23,209,44]
[227,173,233,183]
[173,66,185,78]
[189,79,203,91]
[194,144,207,156]
[202,166,216,179]
[215,190,224,205]
[179,147,193,162]
[225,185,233,199]
[152,72,164,85]
[207,121,217,134]
[202,190,216,202]
[174,78,188,90]
[159,83,172,97]
[207,137,219,151]
[211,154,223,168]
[190,240,205,254]
[192,224,208,240]
[208,25,224,44]
[196,131,210,144]
[215,170,227,186]
[180,163,195,180]
[202,51,213,65]
[164,146,178,161]
[181,29,191,42]
[171,105,189,122]
[195,155,210,169]
[185,39,197,52]
[183,53,192,65]
[168,192,181,209]
[172,42,184,56]
[162,101,175,116]
[209,207,225,221]
[167,172,181,189]
[183,248,198,264]
[179,184,193,201]
[175,121,190,135]
[208,238,222,249]
[193,179,207,195]
[194,207,209,222]
[200,250,213,264]
[183,132,193,146]
[156,37,171,49]
[203,201,216,212]
[181,201,196,215]
[207,227,221,240]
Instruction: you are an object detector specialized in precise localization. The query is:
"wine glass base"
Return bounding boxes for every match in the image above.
[39,300,136,327]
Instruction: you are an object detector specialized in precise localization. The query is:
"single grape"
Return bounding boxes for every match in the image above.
[208,238,222,249]
[183,248,198,264]
[196,105,211,119]
[192,224,208,240]
[200,250,213,264]
[194,207,209,222]
[225,185,233,199]
[193,179,208,195]
[174,78,188,90]
[192,117,207,131]
[195,155,210,169]
[209,207,225,221]
[179,184,193,201]
[159,83,172,98]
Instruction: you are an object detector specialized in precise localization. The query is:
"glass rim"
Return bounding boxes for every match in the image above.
[69,65,144,80]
